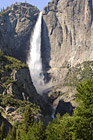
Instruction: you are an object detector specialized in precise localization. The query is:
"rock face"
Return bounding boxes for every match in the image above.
[55,100,74,116]
[0,1,92,119]
[6,68,39,101]
[0,54,52,116]
[9,68,52,115]
[41,0,93,116]
[48,60,93,116]
[0,3,53,120]
[0,3,39,62]
[42,0,93,84]
[48,85,77,116]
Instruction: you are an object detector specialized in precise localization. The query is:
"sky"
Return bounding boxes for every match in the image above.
[0,0,51,11]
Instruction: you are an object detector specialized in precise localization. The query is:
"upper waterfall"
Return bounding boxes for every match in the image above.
[27,12,45,94]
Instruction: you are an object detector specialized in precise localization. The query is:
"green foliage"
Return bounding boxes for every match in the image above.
[15,122,26,140]
[72,79,93,140]
[5,56,28,71]
[0,6,10,15]
[0,95,21,107]
[6,127,16,140]
[0,122,5,140]
[0,94,39,111]
[0,49,4,60]
[0,51,28,73]
[71,116,93,140]
[46,114,73,140]
[0,97,40,140]
[26,119,45,140]
[76,79,93,106]
[64,61,93,86]
[0,79,92,140]
[1,76,16,89]
[0,51,41,139]
[46,79,93,140]
[5,105,41,140]
[24,105,34,132]
[0,52,28,92]
[0,69,3,78]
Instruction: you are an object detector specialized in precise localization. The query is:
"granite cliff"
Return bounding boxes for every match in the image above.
[0,51,52,124]
[41,0,93,116]
[0,0,93,120]
[42,0,93,85]
[0,2,39,62]
[0,3,53,129]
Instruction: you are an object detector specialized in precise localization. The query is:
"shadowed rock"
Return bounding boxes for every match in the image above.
[55,99,74,116]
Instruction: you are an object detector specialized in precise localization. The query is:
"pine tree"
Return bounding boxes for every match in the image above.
[26,119,45,140]
[72,79,93,140]
[0,49,4,59]
[6,126,16,140]
[45,79,93,140]
[24,105,34,132]
[0,122,5,140]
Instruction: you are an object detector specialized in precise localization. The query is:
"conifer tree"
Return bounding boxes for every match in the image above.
[6,127,16,140]
[0,122,5,140]
[24,105,34,132]
[26,119,45,140]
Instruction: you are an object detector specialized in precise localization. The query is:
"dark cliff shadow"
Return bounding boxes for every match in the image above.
[89,0,93,23]
[41,17,51,83]
[55,99,75,116]
[91,0,93,23]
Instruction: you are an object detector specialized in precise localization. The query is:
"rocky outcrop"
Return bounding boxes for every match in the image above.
[48,61,93,116]
[4,68,38,102]
[41,0,93,117]
[48,85,77,116]
[0,1,92,119]
[55,100,74,116]
[8,68,52,115]
[42,0,93,84]
[0,3,39,62]
[0,54,52,117]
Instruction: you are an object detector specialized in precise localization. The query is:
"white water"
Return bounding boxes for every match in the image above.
[52,111,55,119]
[27,12,45,94]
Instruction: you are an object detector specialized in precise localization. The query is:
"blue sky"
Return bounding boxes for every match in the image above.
[0,0,51,11]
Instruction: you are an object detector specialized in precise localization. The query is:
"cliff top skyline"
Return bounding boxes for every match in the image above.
[0,0,51,11]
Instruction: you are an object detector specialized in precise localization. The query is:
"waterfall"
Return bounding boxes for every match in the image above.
[27,12,45,94]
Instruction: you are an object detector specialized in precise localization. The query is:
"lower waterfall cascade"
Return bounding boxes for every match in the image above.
[27,12,45,94]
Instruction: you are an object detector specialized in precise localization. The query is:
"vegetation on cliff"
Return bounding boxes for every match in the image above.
[0,79,92,140]
[0,49,40,128]
[0,49,28,92]
[46,79,93,140]
[0,0,92,139]
[64,61,93,86]
[0,1,36,16]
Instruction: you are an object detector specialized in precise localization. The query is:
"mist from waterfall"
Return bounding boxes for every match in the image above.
[27,12,45,94]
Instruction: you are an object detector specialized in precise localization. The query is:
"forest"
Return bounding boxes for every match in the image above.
[0,79,93,140]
